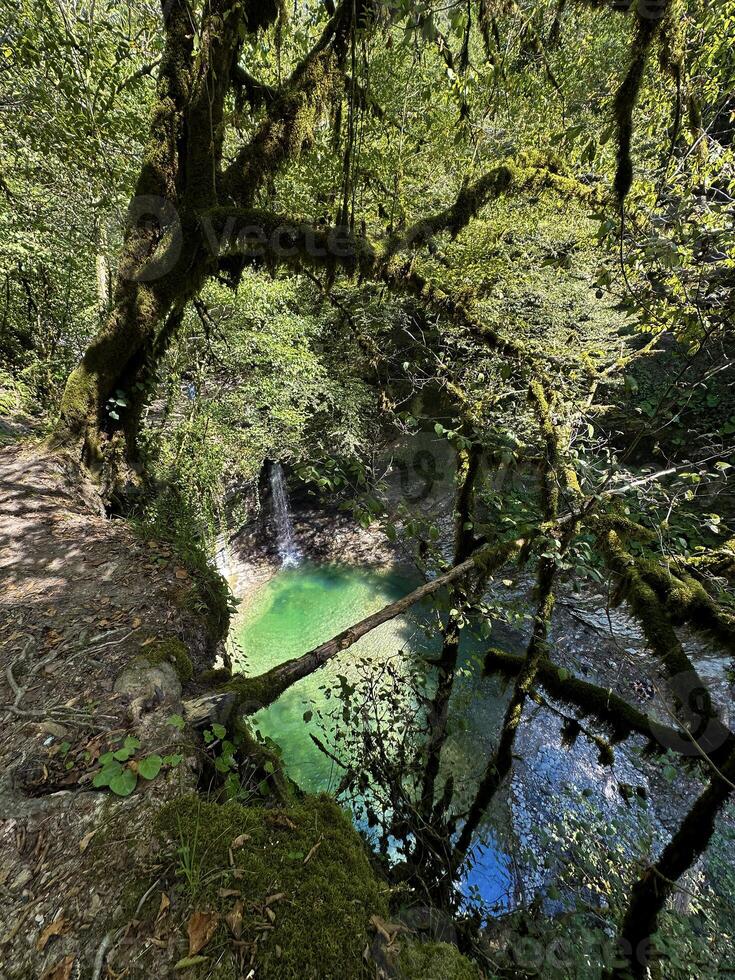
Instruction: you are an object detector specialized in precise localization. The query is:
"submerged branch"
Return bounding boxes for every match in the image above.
[608,746,735,979]
[483,649,735,767]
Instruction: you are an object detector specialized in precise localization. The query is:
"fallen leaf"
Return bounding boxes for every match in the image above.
[231,833,251,849]
[132,617,141,628]
[157,892,170,921]
[79,830,96,853]
[175,568,189,579]
[187,910,219,956]
[265,907,276,923]
[40,955,75,980]
[36,917,70,951]
[218,888,240,898]
[265,892,286,906]
[225,900,243,939]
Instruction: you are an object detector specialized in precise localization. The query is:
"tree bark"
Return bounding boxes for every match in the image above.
[54,0,286,481]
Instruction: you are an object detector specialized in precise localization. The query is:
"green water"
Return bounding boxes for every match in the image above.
[234,561,516,908]
[235,562,421,792]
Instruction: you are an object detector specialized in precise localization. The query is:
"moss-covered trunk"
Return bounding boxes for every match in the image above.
[54,0,279,485]
[447,381,576,886]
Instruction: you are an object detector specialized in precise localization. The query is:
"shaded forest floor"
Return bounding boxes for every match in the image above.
[0,438,217,976]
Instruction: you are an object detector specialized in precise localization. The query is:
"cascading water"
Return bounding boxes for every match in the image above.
[270,462,302,567]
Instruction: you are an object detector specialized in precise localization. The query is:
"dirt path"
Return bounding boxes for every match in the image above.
[0,440,215,977]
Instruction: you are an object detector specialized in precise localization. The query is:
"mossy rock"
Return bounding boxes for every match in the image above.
[156,794,388,978]
[136,638,193,682]
[397,940,482,980]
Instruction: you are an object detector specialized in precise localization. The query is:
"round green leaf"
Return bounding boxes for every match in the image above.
[138,754,163,780]
[93,761,122,788]
[109,768,137,796]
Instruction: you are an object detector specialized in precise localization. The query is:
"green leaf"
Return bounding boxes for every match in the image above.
[98,751,115,766]
[109,768,137,796]
[163,753,183,768]
[138,755,163,780]
[113,747,134,761]
[167,713,185,730]
[211,723,227,740]
[93,761,122,788]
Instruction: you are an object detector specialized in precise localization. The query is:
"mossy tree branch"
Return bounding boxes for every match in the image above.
[448,380,575,881]
[225,536,523,716]
[598,529,734,762]
[418,441,484,832]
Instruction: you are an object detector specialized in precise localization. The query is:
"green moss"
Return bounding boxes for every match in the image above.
[135,637,193,682]
[199,667,233,685]
[397,940,481,980]
[222,671,285,714]
[155,794,388,979]
[636,559,735,652]
[586,512,657,542]
[58,363,98,430]
[529,378,560,518]
[471,538,522,576]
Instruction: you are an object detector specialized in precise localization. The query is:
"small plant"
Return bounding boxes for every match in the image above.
[175,808,202,896]
[92,735,182,797]
[203,723,244,799]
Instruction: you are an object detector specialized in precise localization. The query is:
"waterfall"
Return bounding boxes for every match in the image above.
[270,462,302,567]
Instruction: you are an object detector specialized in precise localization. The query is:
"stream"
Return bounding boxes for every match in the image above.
[226,465,734,920]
